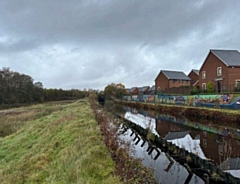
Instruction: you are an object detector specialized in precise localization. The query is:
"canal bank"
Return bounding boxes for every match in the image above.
[116,100,240,125]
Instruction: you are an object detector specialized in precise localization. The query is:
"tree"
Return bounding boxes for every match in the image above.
[0,67,43,105]
[104,83,127,99]
[104,84,116,97]
[207,81,214,93]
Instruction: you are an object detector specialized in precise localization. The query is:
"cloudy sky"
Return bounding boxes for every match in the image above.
[1,0,240,90]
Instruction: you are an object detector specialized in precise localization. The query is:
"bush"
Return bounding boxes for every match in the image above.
[190,86,199,95]
[207,81,214,93]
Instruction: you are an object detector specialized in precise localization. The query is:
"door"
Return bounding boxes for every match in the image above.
[217,81,221,93]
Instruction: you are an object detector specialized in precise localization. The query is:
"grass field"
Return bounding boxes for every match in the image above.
[0,99,121,184]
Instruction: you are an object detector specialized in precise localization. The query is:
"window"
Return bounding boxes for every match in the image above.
[202,71,206,79]
[202,83,206,90]
[203,139,207,148]
[236,80,240,87]
[218,145,223,155]
[217,67,222,76]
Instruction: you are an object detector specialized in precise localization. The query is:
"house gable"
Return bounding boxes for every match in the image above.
[199,50,240,72]
[188,69,199,87]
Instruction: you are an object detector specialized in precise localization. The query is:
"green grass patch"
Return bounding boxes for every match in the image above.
[0,99,121,184]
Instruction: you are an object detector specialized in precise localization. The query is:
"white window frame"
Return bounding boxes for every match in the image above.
[236,80,240,87]
[202,83,206,90]
[218,145,223,155]
[217,67,222,76]
[202,71,206,79]
[203,139,207,148]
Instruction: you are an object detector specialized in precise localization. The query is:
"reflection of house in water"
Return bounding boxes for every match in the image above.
[155,119,240,166]
[219,157,240,178]
[156,119,205,157]
[155,119,193,139]
[164,131,190,140]
[198,131,240,166]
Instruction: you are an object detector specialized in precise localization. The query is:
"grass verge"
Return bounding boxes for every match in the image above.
[0,99,121,184]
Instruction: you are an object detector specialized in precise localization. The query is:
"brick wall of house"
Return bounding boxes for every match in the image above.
[199,132,240,165]
[188,71,199,86]
[132,88,139,95]
[227,67,240,88]
[155,73,169,92]
[199,53,229,91]
[169,79,190,88]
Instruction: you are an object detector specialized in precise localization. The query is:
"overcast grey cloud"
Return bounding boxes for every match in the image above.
[1,0,240,90]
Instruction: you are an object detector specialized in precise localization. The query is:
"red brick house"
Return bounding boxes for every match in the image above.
[155,70,191,93]
[188,69,199,87]
[199,50,240,92]
[130,87,139,95]
[138,86,150,95]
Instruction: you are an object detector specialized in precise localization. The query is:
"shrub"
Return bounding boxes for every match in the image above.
[207,81,214,93]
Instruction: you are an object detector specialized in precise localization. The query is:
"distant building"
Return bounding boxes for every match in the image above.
[149,85,155,95]
[155,70,191,93]
[130,87,139,95]
[138,86,150,95]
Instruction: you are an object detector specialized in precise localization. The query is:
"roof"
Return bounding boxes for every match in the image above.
[130,87,138,92]
[211,49,240,66]
[219,157,240,170]
[192,80,199,86]
[164,131,190,140]
[149,85,155,91]
[192,69,199,75]
[138,86,149,92]
[155,70,191,81]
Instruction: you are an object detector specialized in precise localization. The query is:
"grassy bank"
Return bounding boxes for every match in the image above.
[0,100,121,184]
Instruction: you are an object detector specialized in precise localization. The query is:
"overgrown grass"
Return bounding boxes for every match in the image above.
[0,99,121,184]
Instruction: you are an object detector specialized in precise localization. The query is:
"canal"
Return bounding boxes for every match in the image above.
[112,104,240,184]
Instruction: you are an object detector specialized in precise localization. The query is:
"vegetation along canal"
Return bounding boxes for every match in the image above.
[105,101,240,184]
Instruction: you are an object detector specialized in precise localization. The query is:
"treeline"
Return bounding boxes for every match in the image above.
[0,67,88,108]
[44,89,88,101]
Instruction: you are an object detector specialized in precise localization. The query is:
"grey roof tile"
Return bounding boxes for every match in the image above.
[138,86,149,92]
[192,69,199,75]
[219,157,240,170]
[162,70,191,80]
[211,49,240,66]
[164,131,190,140]
[150,85,155,91]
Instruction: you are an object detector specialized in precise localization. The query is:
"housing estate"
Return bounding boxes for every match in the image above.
[125,49,240,96]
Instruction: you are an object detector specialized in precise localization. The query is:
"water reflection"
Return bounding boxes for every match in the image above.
[118,124,204,184]
[118,105,240,180]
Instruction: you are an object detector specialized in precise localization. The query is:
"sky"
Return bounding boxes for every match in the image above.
[1,0,240,90]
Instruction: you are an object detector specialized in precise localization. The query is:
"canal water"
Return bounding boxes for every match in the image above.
[114,105,240,184]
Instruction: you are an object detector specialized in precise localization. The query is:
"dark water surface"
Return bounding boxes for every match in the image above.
[114,105,240,184]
